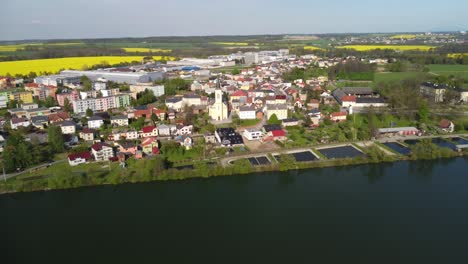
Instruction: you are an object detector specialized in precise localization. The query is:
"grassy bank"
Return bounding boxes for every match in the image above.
[1,143,464,195]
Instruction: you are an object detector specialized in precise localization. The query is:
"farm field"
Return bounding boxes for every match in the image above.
[0,56,175,75]
[123,48,171,53]
[374,72,428,83]
[337,45,436,51]
[448,53,468,58]
[0,42,83,52]
[211,42,250,46]
[390,34,417,39]
[304,46,323,51]
[427,64,468,79]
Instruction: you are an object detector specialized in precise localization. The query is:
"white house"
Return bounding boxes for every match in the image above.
[239,105,256,120]
[243,129,263,141]
[10,118,31,130]
[110,115,129,127]
[158,124,171,136]
[87,116,104,129]
[176,125,193,135]
[59,121,76,134]
[126,130,139,140]
[91,143,114,161]
[68,152,92,166]
[165,97,183,111]
[141,126,158,138]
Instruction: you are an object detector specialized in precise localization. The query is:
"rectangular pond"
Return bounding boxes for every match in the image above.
[403,139,421,145]
[247,156,271,166]
[273,151,318,162]
[431,138,457,151]
[383,142,411,155]
[318,146,365,159]
[450,137,468,145]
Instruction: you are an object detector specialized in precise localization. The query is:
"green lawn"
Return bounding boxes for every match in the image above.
[374,72,428,83]
[427,64,468,79]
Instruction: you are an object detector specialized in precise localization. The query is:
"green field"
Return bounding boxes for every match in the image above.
[374,72,429,83]
[427,64,468,79]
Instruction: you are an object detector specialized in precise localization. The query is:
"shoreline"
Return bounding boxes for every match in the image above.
[1,151,466,196]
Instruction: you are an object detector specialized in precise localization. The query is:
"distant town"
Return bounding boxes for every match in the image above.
[1,34,468,192]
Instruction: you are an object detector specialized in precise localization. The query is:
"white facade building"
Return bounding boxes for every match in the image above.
[209,89,228,121]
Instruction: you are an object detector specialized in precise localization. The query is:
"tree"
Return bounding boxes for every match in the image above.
[63,98,72,113]
[136,89,157,105]
[44,96,56,107]
[80,75,92,91]
[231,68,241,75]
[48,126,65,153]
[86,108,94,117]
[151,113,159,125]
[418,101,430,123]
[7,99,18,109]
[267,114,281,125]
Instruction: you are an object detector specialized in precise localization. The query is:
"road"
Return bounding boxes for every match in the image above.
[2,159,66,181]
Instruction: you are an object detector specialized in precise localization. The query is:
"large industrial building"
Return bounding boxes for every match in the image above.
[60,70,165,84]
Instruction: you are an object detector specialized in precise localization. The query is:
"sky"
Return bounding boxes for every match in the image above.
[1,0,467,41]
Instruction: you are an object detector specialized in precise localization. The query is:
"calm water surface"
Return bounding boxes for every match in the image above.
[2,157,468,263]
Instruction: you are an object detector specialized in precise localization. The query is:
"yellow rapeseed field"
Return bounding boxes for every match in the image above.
[0,56,176,76]
[448,53,468,58]
[337,45,435,51]
[123,48,172,53]
[304,46,323,51]
[390,34,417,39]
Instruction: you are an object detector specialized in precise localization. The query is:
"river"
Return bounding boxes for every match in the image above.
[2,157,468,263]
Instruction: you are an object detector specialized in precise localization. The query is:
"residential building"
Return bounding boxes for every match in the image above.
[330,112,347,122]
[175,125,193,135]
[264,129,287,142]
[91,143,114,161]
[141,126,158,138]
[130,84,165,98]
[79,128,96,141]
[243,129,263,141]
[239,105,256,120]
[157,124,171,136]
[10,118,30,129]
[59,121,76,134]
[10,91,33,104]
[439,119,455,133]
[420,82,446,103]
[141,137,159,155]
[165,97,183,111]
[282,118,300,127]
[68,152,93,166]
[72,94,131,114]
[118,141,137,156]
[56,90,80,107]
[266,104,288,120]
[110,115,129,127]
[31,115,49,129]
[87,116,104,129]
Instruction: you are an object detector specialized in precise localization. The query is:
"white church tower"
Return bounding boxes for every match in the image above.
[209,89,228,121]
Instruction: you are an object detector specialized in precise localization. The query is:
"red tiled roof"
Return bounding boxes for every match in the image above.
[142,126,156,133]
[91,143,111,151]
[81,128,95,134]
[342,96,357,102]
[141,137,157,146]
[68,152,92,161]
[231,90,247,97]
[310,99,320,104]
[331,112,347,117]
[439,119,452,128]
[271,130,286,137]
[275,95,286,100]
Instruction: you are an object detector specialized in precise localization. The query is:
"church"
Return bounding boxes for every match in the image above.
[209,89,228,121]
